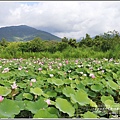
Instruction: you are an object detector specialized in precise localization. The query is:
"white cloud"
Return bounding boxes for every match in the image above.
[0,1,120,39]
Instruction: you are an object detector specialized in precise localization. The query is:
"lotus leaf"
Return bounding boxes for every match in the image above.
[0,86,11,96]
[107,80,119,90]
[91,83,104,92]
[55,98,75,117]
[30,87,43,96]
[82,111,98,118]
[62,86,75,97]
[70,89,90,106]
[34,109,58,118]
[0,99,20,118]
[26,97,47,114]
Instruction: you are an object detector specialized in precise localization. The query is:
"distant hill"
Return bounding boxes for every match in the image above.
[0,25,61,41]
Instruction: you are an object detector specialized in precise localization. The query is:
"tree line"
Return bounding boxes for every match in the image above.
[0,30,120,58]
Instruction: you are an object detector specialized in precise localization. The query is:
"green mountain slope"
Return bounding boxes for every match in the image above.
[0,25,61,41]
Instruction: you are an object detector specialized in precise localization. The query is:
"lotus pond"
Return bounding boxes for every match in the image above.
[0,57,120,118]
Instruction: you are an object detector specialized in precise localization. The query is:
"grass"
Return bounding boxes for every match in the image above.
[0,46,119,59]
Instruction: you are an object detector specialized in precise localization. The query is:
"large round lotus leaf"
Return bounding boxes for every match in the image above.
[46,91,57,98]
[82,111,98,118]
[17,83,27,88]
[26,97,47,114]
[34,109,58,118]
[91,84,104,92]
[0,86,11,96]
[55,98,75,117]
[81,80,88,86]
[62,86,75,97]
[16,101,25,110]
[30,87,43,96]
[47,78,53,84]
[23,93,33,100]
[15,93,23,101]
[76,83,85,90]
[70,89,90,106]
[64,79,72,84]
[52,79,64,86]
[107,80,119,90]
[0,98,20,118]
[47,107,59,115]
[87,91,96,98]
[101,95,114,103]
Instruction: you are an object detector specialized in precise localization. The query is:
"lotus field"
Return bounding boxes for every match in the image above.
[0,57,120,118]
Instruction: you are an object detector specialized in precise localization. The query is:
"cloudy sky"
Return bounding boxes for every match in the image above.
[0,1,120,39]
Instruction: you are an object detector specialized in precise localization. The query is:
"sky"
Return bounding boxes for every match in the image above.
[0,1,120,39]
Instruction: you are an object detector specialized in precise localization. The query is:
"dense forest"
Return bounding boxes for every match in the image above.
[0,30,120,59]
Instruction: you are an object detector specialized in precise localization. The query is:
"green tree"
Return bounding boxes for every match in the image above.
[0,38,9,47]
[62,37,68,43]
[29,37,46,52]
[68,38,77,48]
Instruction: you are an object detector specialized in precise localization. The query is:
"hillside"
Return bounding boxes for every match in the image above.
[0,25,61,41]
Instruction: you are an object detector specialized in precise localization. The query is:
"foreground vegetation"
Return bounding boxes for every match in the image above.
[0,58,120,118]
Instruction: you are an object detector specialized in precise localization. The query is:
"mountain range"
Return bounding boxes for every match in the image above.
[0,25,61,42]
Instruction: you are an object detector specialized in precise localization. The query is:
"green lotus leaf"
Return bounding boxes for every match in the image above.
[110,103,120,112]
[0,98,20,118]
[76,83,85,90]
[104,100,120,112]
[70,89,90,106]
[23,93,33,100]
[101,95,114,103]
[46,91,57,98]
[58,71,65,76]
[52,79,64,86]
[82,111,98,118]
[90,100,97,108]
[87,91,96,98]
[112,73,118,80]
[62,86,75,97]
[47,78,53,84]
[15,93,23,101]
[81,80,88,86]
[34,109,58,118]
[0,86,11,96]
[26,97,47,114]
[71,83,76,88]
[75,79,80,84]
[47,107,59,115]
[104,100,114,109]
[91,83,104,92]
[30,87,43,96]
[107,80,119,90]
[16,101,26,110]
[17,83,27,88]
[106,88,116,96]
[117,80,120,85]
[64,79,71,84]
[55,98,75,117]
[41,70,47,74]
